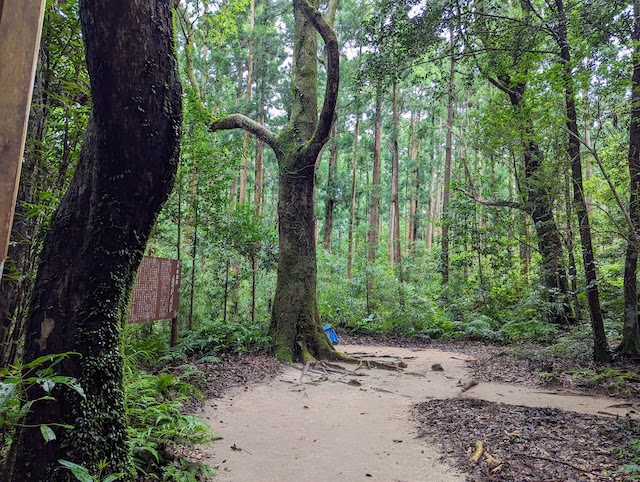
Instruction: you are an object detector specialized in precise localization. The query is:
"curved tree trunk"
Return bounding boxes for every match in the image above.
[211,0,339,363]
[6,1,182,479]
[271,147,334,361]
[269,0,338,362]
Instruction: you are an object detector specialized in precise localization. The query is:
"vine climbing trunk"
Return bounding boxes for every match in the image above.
[6,0,182,479]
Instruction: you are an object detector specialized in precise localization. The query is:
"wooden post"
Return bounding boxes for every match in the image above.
[0,0,46,279]
[170,317,178,347]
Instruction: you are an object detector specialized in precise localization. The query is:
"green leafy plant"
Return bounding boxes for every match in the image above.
[615,438,640,478]
[125,366,218,480]
[0,352,85,459]
[58,459,123,482]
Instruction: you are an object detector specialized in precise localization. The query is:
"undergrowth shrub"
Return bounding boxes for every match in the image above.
[124,356,217,481]
[168,320,270,361]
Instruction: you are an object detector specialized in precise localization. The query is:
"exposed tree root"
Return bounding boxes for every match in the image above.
[470,440,484,465]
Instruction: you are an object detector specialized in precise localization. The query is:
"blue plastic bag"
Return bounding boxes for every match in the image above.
[322,324,339,344]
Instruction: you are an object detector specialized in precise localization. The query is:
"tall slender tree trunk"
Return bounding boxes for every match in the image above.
[250,114,264,323]
[367,86,383,308]
[442,39,455,289]
[408,111,420,254]
[564,168,583,322]
[426,174,436,250]
[620,0,640,357]
[323,121,338,251]
[239,0,256,205]
[389,82,401,268]
[347,98,360,279]
[188,182,198,331]
[6,1,182,478]
[555,0,610,361]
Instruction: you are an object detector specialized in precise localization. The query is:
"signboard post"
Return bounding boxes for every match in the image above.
[128,256,182,346]
[0,0,47,280]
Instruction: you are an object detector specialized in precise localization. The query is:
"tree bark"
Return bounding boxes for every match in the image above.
[554,0,610,361]
[6,0,182,479]
[442,38,455,289]
[620,0,640,358]
[347,98,360,279]
[367,85,383,308]
[211,0,339,362]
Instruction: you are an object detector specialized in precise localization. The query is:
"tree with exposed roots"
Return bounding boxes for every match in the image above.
[211,0,339,363]
[5,1,182,479]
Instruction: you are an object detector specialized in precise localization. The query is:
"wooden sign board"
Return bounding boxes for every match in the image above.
[0,0,47,280]
[128,256,181,323]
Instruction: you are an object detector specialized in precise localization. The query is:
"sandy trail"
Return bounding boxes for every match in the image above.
[200,344,636,481]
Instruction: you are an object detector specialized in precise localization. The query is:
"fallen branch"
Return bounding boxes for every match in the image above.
[513,452,589,472]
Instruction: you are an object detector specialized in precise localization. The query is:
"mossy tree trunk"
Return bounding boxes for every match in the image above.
[6,1,182,480]
[211,0,339,363]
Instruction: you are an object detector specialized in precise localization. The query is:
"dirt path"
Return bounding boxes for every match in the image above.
[200,344,637,481]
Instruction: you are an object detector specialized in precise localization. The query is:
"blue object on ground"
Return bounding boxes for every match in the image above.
[323,324,339,344]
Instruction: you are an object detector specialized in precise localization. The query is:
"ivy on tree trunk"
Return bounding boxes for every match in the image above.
[6,0,182,479]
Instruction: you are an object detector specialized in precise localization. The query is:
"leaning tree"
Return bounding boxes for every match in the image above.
[5,0,182,479]
[211,0,339,362]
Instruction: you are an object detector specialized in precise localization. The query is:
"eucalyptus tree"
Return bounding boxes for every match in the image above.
[210,0,339,362]
[6,0,182,478]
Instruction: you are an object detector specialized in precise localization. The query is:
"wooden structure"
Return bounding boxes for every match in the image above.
[0,0,46,279]
[128,256,182,346]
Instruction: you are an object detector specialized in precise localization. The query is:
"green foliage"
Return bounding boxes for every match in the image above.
[168,319,270,361]
[124,362,217,480]
[613,421,640,478]
[58,459,124,482]
[567,368,640,396]
[0,352,84,463]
